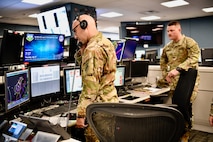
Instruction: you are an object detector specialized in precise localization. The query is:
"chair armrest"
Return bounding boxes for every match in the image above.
[155,104,178,108]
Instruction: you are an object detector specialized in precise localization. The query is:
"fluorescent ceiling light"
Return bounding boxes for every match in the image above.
[152,28,163,31]
[28,13,38,18]
[140,16,161,21]
[22,0,53,5]
[130,30,140,33]
[202,7,213,12]
[161,0,189,8]
[126,27,137,30]
[157,24,164,27]
[100,12,123,18]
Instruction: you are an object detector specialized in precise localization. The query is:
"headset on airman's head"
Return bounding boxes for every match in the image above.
[75,15,88,30]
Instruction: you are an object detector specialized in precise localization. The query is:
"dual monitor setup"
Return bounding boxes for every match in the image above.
[3,63,141,115]
[3,58,149,115]
[114,39,149,95]
[0,29,65,67]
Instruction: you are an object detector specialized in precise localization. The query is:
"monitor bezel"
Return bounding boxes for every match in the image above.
[115,40,125,63]
[37,6,71,37]
[23,32,65,64]
[63,66,82,95]
[0,29,23,66]
[29,63,61,99]
[131,60,149,77]
[4,69,30,113]
[114,65,126,87]
[121,39,137,61]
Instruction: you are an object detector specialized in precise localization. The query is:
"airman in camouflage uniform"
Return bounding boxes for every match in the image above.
[72,14,119,142]
[160,21,200,142]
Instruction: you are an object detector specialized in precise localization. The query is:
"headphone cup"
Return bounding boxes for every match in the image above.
[80,20,88,29]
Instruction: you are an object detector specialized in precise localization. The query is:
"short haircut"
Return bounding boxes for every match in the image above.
[167,21,181,26]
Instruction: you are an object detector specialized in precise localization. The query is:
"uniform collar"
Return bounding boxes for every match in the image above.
[171,34,185,46]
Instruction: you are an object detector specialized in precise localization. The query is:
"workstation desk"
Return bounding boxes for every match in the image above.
[1,85,170,142]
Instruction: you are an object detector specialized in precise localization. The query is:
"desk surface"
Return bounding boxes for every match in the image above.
[23,104,77,128]
[119,87,170,104]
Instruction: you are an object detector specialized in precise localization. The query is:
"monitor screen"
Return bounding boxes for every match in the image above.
[23,33,64,63]
[125,23,164,46]
[30,64,60,98]
[122,39,137,60]
[4,120,27,139]
[145,49,158,62]
[114,65,125,87]
[131,60,149,77]
[0,29,23,66]
[201,48,213,66]
[63,66,82,94]
[37,6,71,37]
[4,69,30,113]
[68,37,78,63]
[122,60,131,81]
[115,41,125,62]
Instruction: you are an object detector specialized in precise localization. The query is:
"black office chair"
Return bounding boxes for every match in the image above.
[86,103,185,142]
[150,68,198,129]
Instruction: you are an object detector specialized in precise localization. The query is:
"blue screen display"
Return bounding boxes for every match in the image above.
[23,33,64,62]
[122,39,137,60]
[115,41,125,62]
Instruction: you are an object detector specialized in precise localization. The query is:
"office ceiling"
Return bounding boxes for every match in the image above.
[0,0,212,33]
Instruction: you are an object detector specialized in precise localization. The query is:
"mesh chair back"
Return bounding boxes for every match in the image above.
[86,103,185,142]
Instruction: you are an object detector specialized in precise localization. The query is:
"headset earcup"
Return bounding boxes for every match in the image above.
[80,20,88,29]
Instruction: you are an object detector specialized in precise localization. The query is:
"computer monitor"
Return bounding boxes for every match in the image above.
[23,33,65,64]
[114,65,125,87]
[131,60,149,77]
[121,60,131,81]
[122,39,137,60]
[29,64,61,98]
[0,29,23,66]
[63,66,82,94]
[4,69,30,113]
[68,37,78,63]
[115,41,125,62]
[201,48,213,66]
[145,49,158,62]
[37,6,71,37]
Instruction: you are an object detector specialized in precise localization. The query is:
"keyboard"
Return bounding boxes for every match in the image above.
[42,103,77,117]
[117,91,131,97]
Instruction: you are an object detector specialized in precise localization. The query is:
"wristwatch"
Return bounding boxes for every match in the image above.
[176,67,183,73]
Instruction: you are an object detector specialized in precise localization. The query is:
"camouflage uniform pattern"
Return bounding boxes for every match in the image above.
[160,35,200,103]
[160,35,200,141]
[74,32,119,141]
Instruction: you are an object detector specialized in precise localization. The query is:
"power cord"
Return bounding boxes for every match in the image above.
[65,44,81,131]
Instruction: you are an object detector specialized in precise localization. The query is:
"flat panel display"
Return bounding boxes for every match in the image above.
[114,65,125,87]
[115,41,125,62]
[37,6,71,37]
[122,39,137,60]
[63,66,82,94]
[30,64,60,98]
[5,69,30,113]
[0,29,23,66]
[126,24,164,46]
[23,33,64,63]
[131,60,149,77]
